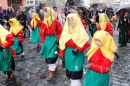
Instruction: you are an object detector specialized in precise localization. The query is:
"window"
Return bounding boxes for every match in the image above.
[27,1,29,4]
[30,1,33,4]
[40,1,43,3]
[26,0,34,4]
[35,1,38,5]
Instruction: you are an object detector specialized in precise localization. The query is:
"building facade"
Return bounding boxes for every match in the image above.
[0,0,45,9]
[0,0,123,10]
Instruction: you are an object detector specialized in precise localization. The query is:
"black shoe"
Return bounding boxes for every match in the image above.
[123,44,127,47]
[19,55,25,61]
[5,77,11,84]
[114,52,120,59]
[119,44,123,47]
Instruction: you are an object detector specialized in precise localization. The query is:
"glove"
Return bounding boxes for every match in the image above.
[84,65,90,69]
[18,41,22,46]
[0,46,4,51]
[55,40,59,45]
[72,48,79,55]
[84,62,93,69]
[32,28,34,30]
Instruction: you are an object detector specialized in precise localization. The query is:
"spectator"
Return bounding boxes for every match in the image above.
[17,10,27,38]
[0,5,4,23]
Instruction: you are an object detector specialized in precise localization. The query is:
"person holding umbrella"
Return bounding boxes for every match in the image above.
[117,10,130,46]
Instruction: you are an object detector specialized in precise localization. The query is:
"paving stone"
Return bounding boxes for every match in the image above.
[112,80,120,85]
[120,82,129,86]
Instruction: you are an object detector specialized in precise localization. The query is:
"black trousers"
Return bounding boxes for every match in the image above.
[16,43,24,55]
[66,69,83,80]
[45,56,58,64]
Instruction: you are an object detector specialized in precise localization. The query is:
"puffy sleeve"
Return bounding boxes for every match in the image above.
[106,23,113,31]
[59,49,65,57]
[80,18,87,29]
[2,34,14,48]
[36,18,43,25]
[105,23,113,36]
[55,20,63,41]
[89,58,112,73]
[40,23,46,43]
[78,41,90,52]
[17,30,24,42]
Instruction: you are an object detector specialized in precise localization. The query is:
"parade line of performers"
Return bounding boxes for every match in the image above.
[1,5,128,86]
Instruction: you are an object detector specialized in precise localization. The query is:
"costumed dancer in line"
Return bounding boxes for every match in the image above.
[36,7,62,80]
[110,15,117,30]
[83,30,117,86]
[59,14,90,86]
[97,13,113,36]
[97,13,120,58]
[9,18,25,61]
[30,13,41,51]
[67,7,87,29]
[0,25,19,86]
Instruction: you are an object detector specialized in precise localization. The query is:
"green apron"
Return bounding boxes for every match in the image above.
[111,22,116,29]
[40,35,58,59]
[11,37,22,54]
[0,48,12,71]
[83,69,109,86]
[30,26,41,43]
[65,47,84,72]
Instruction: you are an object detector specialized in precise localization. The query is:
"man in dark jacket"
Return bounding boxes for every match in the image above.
[88,4,99,37]
[17,11,27,38]
[0,5,4,24]
[36,3,45,20]
[103,6,114,19]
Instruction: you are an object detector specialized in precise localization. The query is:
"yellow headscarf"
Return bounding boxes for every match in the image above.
[9,18,23,35]
[30,13,40,28]
[99,13,110,30]
[43,7,56,28]
[0,25,10,44]
[59,14,89,50]
[87,30,117,62]
[110,16,116,22]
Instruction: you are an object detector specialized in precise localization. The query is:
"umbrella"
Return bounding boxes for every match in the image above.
[115,5,130,16]
[89,0,117,4]
[23,4,35,8]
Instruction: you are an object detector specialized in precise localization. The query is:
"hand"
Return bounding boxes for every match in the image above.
[84,62,93,69]
[55,40,59,45]
[0,46,4,51]
[55,51,64,60]
[18,41,22,46]
[117,28,119,31]
[72,48,79,55]
[32,28,34,30]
